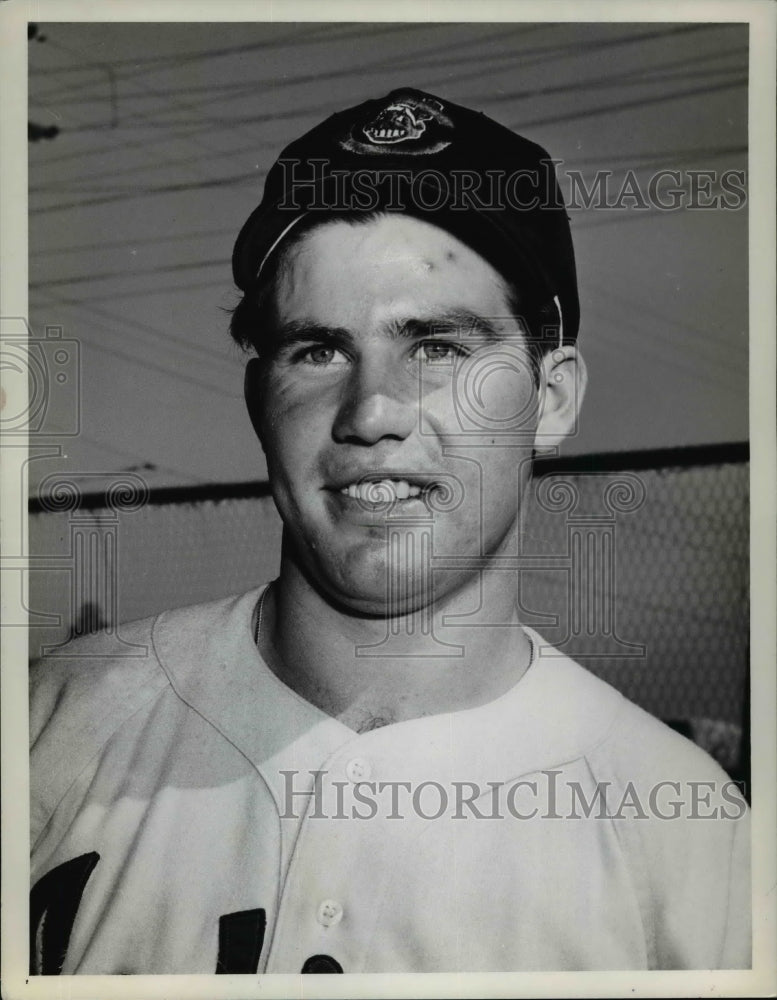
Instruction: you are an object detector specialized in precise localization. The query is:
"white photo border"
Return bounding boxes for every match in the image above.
[1,1,774,997]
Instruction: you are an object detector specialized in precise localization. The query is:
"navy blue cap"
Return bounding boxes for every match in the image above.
[232,87,579,343]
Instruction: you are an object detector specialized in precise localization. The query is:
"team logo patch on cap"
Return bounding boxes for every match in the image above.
[341,92,452,156]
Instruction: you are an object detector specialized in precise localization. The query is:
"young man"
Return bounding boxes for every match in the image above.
[30,88,750,975]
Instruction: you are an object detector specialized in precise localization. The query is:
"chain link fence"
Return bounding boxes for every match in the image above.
[28,447,749,779]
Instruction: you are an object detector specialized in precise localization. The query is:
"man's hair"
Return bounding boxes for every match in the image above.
[229,211,559,386]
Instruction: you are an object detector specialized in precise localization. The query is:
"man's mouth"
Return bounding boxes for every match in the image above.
[339,478,425,502]
[330,472,444,505]
[326,471,463,517]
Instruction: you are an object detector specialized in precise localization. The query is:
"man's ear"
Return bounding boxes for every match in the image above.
[534,345,587,454]
[244,357,266,449]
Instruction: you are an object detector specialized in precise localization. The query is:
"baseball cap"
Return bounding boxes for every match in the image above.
[232,87,579,344]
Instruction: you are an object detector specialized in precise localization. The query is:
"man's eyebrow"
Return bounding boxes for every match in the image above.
[268,312,508,347]
[389,312,503,340]
[267,321,351,347]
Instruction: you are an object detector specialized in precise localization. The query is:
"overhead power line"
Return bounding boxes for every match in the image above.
[585,277,747,380]
[29,22,733,173]
[33,288,243,381]
[31,38,745,115]
[30,226,238,258]
[512,76,746,131]
[28,21,364,80]
[49,61,745,136]
[30,257,227,290]
[30,23,537,110]
[584,285,745,394]
[569,144,746,168]
[34,277,236,307]
[30,171,259,216]
[70,431,211,485]
[30,43,745,195]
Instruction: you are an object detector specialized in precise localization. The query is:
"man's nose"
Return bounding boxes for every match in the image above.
[332,357,417,445]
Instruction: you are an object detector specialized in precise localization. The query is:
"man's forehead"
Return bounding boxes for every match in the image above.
[287,213,490,264]
[275,214,517,306]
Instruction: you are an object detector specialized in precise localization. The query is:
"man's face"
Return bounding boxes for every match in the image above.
[252,214,542,614]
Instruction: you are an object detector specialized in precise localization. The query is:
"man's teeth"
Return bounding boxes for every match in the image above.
[340,479,423,501]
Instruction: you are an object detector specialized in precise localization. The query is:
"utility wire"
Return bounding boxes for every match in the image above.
[30,22,728,171]
[34,27,534,146]
[28,21,367,82]
[32,70,746,212]
[32,70,745,215]
[33,288,243,383]
[30,227,238,258]
[512,76,745,131]
[33,37,287,183]
[572,199,744,231]
[52,61,744,136]
[29,141,746,221]
[583,286,745,391]
[30,24,541,112]
[569,144,746,168]
[585,278,747,379]
[30,257,227,290]
[68,431,211,485]
[27,21,458,126]
[30,171,258,215]
[47,328,241,399]
[30,49,746,194]
[31,39,745,116]
[35,277,238,307]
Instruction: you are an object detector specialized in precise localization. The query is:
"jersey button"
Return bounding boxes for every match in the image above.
[345,757,371,782]
[316,899,344,927]
[301,954,343,973]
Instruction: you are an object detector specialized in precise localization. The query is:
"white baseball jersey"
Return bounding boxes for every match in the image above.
[30,586,750,974]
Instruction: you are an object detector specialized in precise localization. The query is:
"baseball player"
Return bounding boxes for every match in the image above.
[30,88,750,975]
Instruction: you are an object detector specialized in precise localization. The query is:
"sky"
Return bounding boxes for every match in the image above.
[25,20,748,491]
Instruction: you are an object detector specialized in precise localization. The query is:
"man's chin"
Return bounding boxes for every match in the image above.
[312,564,441,619]
[338,590,435,618]
[288,530,467,616]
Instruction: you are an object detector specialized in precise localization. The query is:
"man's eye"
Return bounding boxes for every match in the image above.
[414,340,467,363]
[298,346,347,366]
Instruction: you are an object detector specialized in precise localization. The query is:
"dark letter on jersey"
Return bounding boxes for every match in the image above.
[30,852,100,974]
[215,908,266,973]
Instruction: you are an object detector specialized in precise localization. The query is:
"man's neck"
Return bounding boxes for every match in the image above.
[257,560,533,730]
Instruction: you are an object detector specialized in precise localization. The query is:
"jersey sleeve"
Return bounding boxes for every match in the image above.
[30,622,167,850]
[587,702,751,969]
